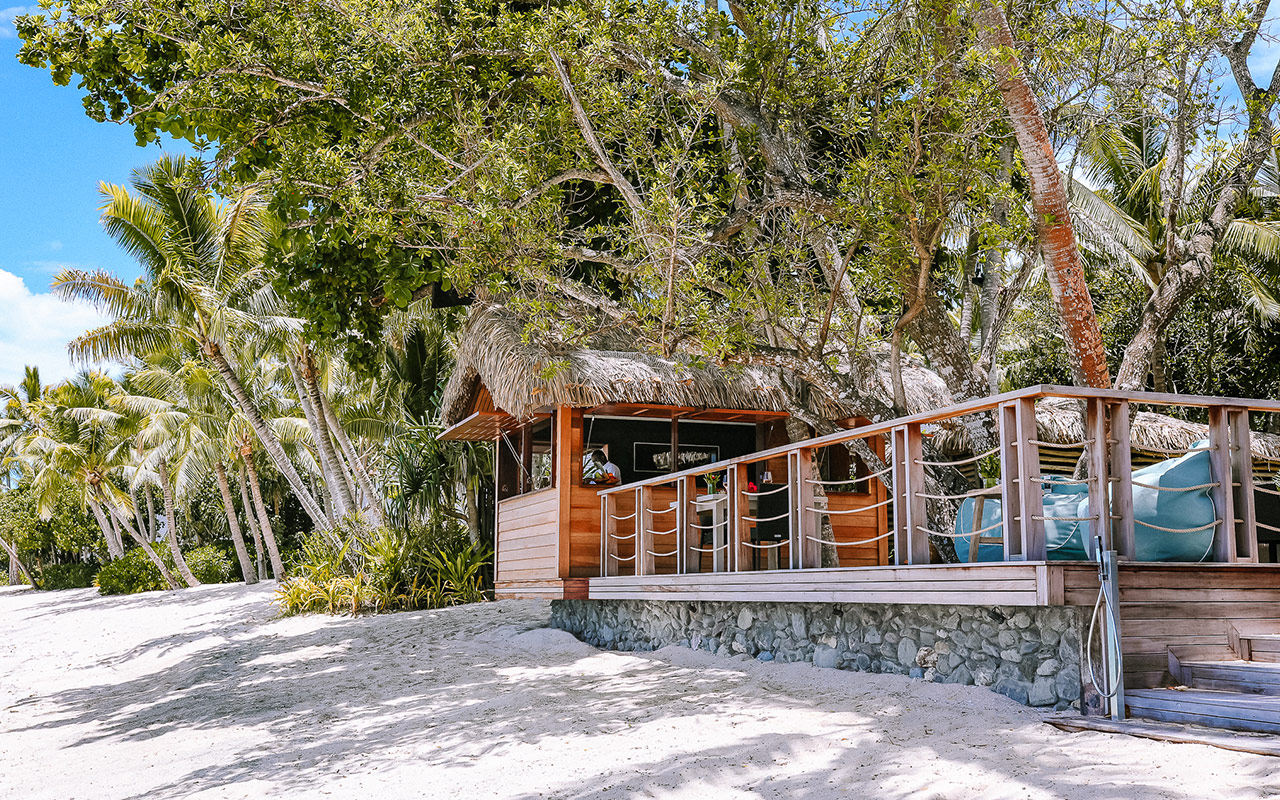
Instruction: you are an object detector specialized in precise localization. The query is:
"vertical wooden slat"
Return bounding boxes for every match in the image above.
[1109,401,1136,560]
[1016,398,1046,561]
[891,427,908,566]
[1230,409,1259,563]
[638,486,653,575]
[999,402,1023,560]
[795,449,819,569]
[1208,407,1237,563]
[675,477,688,574]
[736,463,754,571]
[681,475,697,574]
[874,434,891,566]
[602,492,616,577]
[902,422,929,565]
[1086,399,1111,554]
[555,408,577,579]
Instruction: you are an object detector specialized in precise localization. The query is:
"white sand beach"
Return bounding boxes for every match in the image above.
[0,584,1277,799]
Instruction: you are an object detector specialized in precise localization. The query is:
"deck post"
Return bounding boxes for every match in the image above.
[1229,409,1259,563]
[998,402,1024,560]
[731,463,749,571]
[675,477,688,574]
[602,492,616,577]
[1109,401,1137,560]
[892,423,928,565]
[1208,407,1238,562]
[1086,398,1112,553]
[794,448,819,569]
[681,476,698,574]
[639,485,655,575]
[1015,398,1045,561]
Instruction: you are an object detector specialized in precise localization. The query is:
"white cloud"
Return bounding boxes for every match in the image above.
[0,269,110,387]
[1,5,40,38]
[48,240,62,252]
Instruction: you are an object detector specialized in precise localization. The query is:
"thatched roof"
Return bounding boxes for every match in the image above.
[935,397,1280,462]
[440,310,953,425]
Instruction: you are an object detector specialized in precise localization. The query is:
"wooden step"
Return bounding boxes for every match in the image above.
[1177,659,1280,695]
[1126,688,1280,734]
[1167,645,1238,683]
[1229,621,1280,663]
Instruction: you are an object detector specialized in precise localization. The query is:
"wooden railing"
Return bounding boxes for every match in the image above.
[598,385,1280,577]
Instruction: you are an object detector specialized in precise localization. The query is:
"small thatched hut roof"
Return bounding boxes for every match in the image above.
[935,397,1280,463]
[440,310,952,426]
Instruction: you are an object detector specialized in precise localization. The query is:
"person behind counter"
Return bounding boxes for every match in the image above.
[583,449,622,485]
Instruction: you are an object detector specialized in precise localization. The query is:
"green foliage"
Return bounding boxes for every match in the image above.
[96,548,169,595]
[97,544,238,595]
[277,519,491,615]
[0,484,104,582]
[36,563,99,590]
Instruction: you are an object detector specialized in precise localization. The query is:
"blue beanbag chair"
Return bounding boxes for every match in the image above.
[952,443,1217,562]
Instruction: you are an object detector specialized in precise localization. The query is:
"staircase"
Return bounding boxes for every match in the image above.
[1124,625,1280,734]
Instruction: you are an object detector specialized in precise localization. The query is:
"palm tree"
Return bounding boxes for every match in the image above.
[54,155,329,529]
[17,373,180,588]
[1068,118,1280,389]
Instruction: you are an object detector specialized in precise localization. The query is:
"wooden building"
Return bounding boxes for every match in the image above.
[437,313,936,599]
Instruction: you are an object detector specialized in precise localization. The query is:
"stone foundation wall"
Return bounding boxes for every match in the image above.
[551,599,1085,710]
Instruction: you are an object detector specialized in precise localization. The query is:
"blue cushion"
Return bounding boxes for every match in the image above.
[952,442,1217,562]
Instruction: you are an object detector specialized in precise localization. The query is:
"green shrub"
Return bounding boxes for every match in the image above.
[37,563,98,590]
[97,548,168,595]
[97,544,238,595]
[277,520,491,616]
[185,545,235,584]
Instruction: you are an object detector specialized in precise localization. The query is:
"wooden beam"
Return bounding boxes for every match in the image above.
[640,485,656,576]
[1016,398,1046,561]
[555,407,579,579]
[1230,410,1259,563]
[999,402,1023,561]
[1110,401,1137,560]
[794,448,819,569]
[1208,407,1237,563]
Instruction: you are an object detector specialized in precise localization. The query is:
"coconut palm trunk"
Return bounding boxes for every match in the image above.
[157,457,201,587]
[90,497,180,589]
[287,351,353,519]
[239,465,267,580]
[206,342,328,527]
[976,0,1110,389]
[0,536,35,587]
[244,455,286,579]
[146,488,158,541]
[319,391,385,527]
[130,486,150,548]
[214,461,258,584]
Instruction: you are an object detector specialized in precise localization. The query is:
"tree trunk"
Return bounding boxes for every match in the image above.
[146,487,158,541]
[318,389,385,527]
[206,341,328,527]
[214,461,258,585]
[0,536,35,587]
[157,457,201,588]
[245,456,287,579]
[130,486,149,550]
[291,350,355,519]
[976,0,1110,389]
[91,497,181,589]
[240,465,267,580]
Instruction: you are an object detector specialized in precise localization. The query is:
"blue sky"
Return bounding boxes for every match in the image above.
[0,26,190,387]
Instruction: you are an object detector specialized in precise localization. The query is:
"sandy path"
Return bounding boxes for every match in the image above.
[0,584,1277,799]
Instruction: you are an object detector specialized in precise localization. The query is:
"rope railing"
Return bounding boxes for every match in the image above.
[609,511,637,521]
[805,465,893,486]
[915,485,1001,502]
[608,553,636,561]
[915,445,1000,468]
[806,497,894,515]
[645,549,679,558]
[962,518,1005,537]
[1130,480,1219,493]
[1258,521,1280,534]
[741,539,789,549]
[1029,476,1090,485]
[645,527,678,536]
[1253,483,1280,497]
[1134,518,1222,534]
[915,524,986,540]
[804,530,893,547]
[687,543,731,553]
[687,520,727,530]
[1028,438,1091,449]
[740,511,791,524]
[1031,514,1097,522]
[740,484,790,497]
[610,532,637,541]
